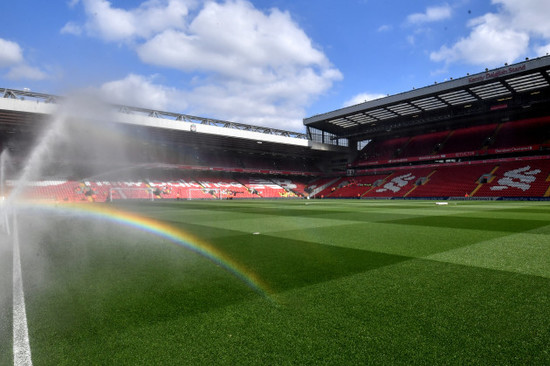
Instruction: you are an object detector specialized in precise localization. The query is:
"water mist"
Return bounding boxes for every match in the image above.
[0,94,134,366]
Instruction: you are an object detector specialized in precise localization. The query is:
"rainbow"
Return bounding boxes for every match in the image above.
[13,201,275,302]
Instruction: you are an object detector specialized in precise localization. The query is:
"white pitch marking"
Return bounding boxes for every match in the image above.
[12,214,33,366]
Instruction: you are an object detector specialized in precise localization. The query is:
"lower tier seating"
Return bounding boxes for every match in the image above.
[473,160,550,197]
[9,175,310,202]
[8,158,550,201]
[363,168,434,198]
[408,164,494,198]
[322,157,550,199]
[327,174,390,198]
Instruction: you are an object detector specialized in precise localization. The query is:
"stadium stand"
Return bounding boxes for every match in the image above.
[471,158,550,198]
[490,117,550,149]
[12,155,548,202]
[362,168,434,198]
[358,136,409,161]
[15,181,82,202]
[317,157,550,199]
[438,123,498,154]
[2,56,550,202]
[9,175,311,202]
[327,174,389,198]
[304,177,339,198]
[194,176,257,199]
[407,164,492,198]
[398,130,449,158]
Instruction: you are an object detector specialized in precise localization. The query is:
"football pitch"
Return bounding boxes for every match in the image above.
[1,199,549,365]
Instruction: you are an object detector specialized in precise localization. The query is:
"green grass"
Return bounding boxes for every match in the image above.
[2,199,550,364]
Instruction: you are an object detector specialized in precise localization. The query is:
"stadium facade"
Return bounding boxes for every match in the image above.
[1,55,549,201]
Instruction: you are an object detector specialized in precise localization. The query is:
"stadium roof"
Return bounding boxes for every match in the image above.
[0,88,307,139]
[0,89,347,156]
[304,55,550,140]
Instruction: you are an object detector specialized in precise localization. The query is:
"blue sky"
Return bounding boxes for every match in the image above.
[1,0,549,132]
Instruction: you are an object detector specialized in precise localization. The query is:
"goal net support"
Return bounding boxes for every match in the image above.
[188,188,224,200]
[109,187,155,202]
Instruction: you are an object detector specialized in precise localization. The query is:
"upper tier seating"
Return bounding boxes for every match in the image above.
[439,123,498,154]
[399,130,450,158]
[354,116,549,170]
[360,136,410,161]
[491,118,550,149]
[274,157,320,172]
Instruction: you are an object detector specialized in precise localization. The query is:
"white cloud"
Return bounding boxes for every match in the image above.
[60,21,83,35]
[97,73,310,130]
[343,93,386,108]
[134,0,341,130]
[494,0,550,38]
[137,1,331,79]
[68,0,192,42]
[67,0,81,8]
[67,0,341,131]
[82,0,135,41]
[183,82,307,130]
[180,66,340,131]
[430,0,550,67]
[0,37,48,80]
[407,4,452,25]
[99,74,180,111]
[6,64,49,81]
[535,43,550,57]
[377,24,392,33]
[0,38,23,68]
[431,13,529,66]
